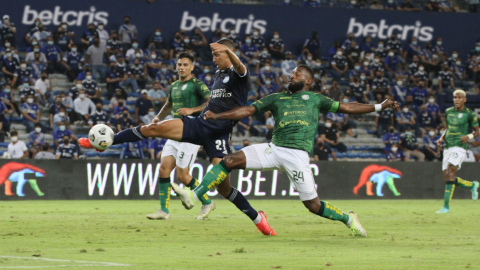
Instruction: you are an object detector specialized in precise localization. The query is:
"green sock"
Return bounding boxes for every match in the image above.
[187,178,212,205]
[443,181,455,209]
[159,177,171,214]
[194,161,231,198]
[317,201,350,225]
[455,177,474,189]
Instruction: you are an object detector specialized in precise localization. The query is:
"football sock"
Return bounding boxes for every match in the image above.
[159,177,171,214]
[317,201,350,225]
[455,177,474,189]
[443,181,455,209]
[193,160,231,197]
[113,126,145,145]
[227,187,259,221]
[186,178,212,206]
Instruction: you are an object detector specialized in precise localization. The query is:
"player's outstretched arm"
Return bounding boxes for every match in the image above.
[337,99,399,114]
[204,106,256,121]
[153,100,173,123]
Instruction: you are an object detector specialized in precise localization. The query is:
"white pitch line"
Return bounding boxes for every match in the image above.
[0,256,131,268]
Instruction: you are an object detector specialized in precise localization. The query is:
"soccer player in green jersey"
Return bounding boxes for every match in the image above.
[146,52,215,220]
[172,64,399,236]
[435,89,479,214]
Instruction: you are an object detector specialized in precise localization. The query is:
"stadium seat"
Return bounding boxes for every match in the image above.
[84,151,98,157]
[99,152,120,158]
[128,93,141,98]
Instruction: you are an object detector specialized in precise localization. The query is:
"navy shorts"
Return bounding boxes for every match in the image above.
[181,116,232,160]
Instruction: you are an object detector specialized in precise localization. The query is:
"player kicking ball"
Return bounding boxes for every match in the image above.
[146,52,215,221]
[435,89,479,214]
[171,65,399,237]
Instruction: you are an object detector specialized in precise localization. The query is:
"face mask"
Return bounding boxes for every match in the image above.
[62,24,67,30]
[419,67,424,71]
[96,107,102,112]
[135,53,142,59]
[397,81,403,86]
[476,47,480,52]
[86,75,92,80]
[354,66,360,70]
[374,58,379,63]
[325,122,332,128]
[98,25,104,30]
[343,98,349,103]
[253,32,259,37]
[57,126,65,132]
[124,20,130,24]
[151,54,157,59]
[391,147,398,152]
[155,32,161,36]
[79,94,85,99]
[35,127,41,133]
[389,128,394,133]
[427,131,435,137]
[11,137,18,142]
[184,39,190,43]
[59,112,65,117]
[363,61,369,66]
[205,76,211,81]
[388,52,394,57]
[262,51,268,56]
[378,44,384,49]
[61,97,66,101]
[246,39,251,43]
[435,41,442,46]
[235,51,240,56]
[132,43,138,49]
[48,41,54,45]
[412,41,417,45]
[230,31,235,35]
[4,88,11,93]
[71,47,77,52]
[405,131,412,135]
[455,61,461,66]
[23,83,29,88]
[76,84,82,89]
[428,98,435,104]
[161,68,167,72]
[5,43,10,47]
[265,66,271,71]
[388,0,393,3]
[27,98,34,104]
[5,53,11,58]
[39,27,44,31]
[402,108,409,113]
[307,56,312,61]
[148,111,155,117]
[63,139,69,145]
[314,74,320,79]
[265,81,271,85]
[32,41,38,46]
[360,75,366,80]
[352,0,356,3]
[123,113,128,118]
[336,51,342,56]
[274,35,279,39]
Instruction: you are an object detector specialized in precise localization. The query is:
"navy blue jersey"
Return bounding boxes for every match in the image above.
[82,80,98,97]
[56,143,78,159]
[19,87,35,99]
[200,66,250,130]
[14,68,32,82]
[88,111,108,125]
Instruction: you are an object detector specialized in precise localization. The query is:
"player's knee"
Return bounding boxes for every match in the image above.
[223,154,245,169]
[303,200,320,214]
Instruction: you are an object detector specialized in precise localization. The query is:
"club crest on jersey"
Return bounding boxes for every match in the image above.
[458,113,463,118]
[264,147,272,155]
[223,76,230,83]
[302,95,310,100]
[182,84,187,90]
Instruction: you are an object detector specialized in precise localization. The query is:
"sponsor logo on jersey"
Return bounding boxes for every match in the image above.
[211,88,232,98]
[280,97,292,99]
[222,76,230,83]
[264,147,272,155]
[182,84,187,90]
[302,95,310,100]
[458,113,463,118]
[284,111,306,116]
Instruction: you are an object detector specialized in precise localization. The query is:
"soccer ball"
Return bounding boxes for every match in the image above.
[88,124,114,151]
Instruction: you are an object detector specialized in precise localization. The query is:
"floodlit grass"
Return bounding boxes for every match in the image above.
[0,200,479,269]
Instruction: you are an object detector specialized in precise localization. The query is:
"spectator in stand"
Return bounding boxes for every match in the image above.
[268,31,284,59]
[384,0,399,10]
[41,36,62,73]
[120,141,144,159]
[400,125,425,161]
[86,37,107,82]
[320,118,347,153]
[409,80,428,106]
[281,0,293,6]
[148,81,167,110]
[246,88,258,107]
[396,104,416,133]
[25,20,41,45]
[361,36,375,54]
[28,123,45,158]
[81,23,96,50]
[383,126,401,153]
[259,78,278,98]
[104,60,123,97]
[126,40,143,62]
[19,77,36,102]
[372,71,390,100]
[399,0,421,10]
[117,109,134,131]
[55,134,78,160]
[237,116,259,137]
[119,16,138,53]
[371,54,385,74]
[0,15,16,46]
[62,44,84,82]
[29,52,47,81]
[2,48,19,84]
[21,94,41,133]
[384,49,399,80]
[251,28,264,50]
[49,96,65,128]
[376,107,395,137]
[156,64,173,91]
[227,28,242,49]
[136,90,153,123]
[313,138,337,161]
[349,76,368,103]
[32,23,51,48]
[451,57,467,87]
[88,102,109,128]
[1,84,19,116]
[170,33,185,60]
[346,0,362,8]
[303,31,321,59]
[256,47,272,73]
[387,143,405,161]
[403,37,422,62]
[330,48,348,80]
[341,33,355,51]
[82,71,102,105]
[106,30,123,61]
[7,131,28,159]
[53,120,77,147]
[142,108,157,124]
[370,0,384,9]
[408,55,420,75]
[11,60,33,87]
[203,73,214,89]
[34,71,53,107]
[348,63,362,80]
[149,137,167,159]
[76,64,94,81]
[345,41,361,69]
[34,143,55,160]
[421,43,440,75]
[417,105,436,137]
[374,41,387,60]
[432,37,447,60]
[411,65,428,86]
[327,112,355,137]
[426,95,443,124]
[264,111,274,141]
[129,57,147,90]
[424,127,442,161]
[257,63,280,89]
[241,35,259,62]
[391,78,408,107]
[25,43,47,63]
[438,64,455,94]
[73,89,95,124]
[149,28,167,59]
[52,107,70,132]
[302,0,321,7]
[96,22,109,49]
[359,60,374,81]
[59,89,73,115]
[404,94,419,115]
[425,0,440,11]
[55,26,73,52]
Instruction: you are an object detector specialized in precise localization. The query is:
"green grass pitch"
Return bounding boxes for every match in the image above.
[0,199,479,269]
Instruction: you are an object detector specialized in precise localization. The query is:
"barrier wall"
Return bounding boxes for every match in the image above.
[0,160,474,200]
[5,0,480,57]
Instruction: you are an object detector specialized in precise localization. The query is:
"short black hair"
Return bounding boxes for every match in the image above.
[35,123,41,128]
[216,38,235,51]
[43,143,50,151]
[177,52,194,63]
[297,64,314,79]
[10,131,18,136]
[63,134,71,139]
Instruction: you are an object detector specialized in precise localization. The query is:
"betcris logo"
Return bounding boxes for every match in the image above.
[22,5,108,26]
[180,11,267,34]
[347,18,434,42]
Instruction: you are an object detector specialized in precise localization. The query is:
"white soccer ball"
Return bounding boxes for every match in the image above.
[88,124,114,151]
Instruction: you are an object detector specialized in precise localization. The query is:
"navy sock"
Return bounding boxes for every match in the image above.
[113,126,145,145]
[227,187,258,221]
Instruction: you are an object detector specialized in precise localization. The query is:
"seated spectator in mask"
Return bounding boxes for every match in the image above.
[28,123,45,158]
[399,125,425,161]
[52,107,71,132]
[387,143,405,161]
[7,131,28,159]
[149,137,168,159]
[320,118,347,153]
[34,143,56,159]
[21,94,42,133]
[417,105,436,138]
[73,89,95,124]
[53,121,78,148]
[313,138,337,161]
[424,127,442,161]
[117,109,134,132]
[55,134,78,159]
[88,102,109,128]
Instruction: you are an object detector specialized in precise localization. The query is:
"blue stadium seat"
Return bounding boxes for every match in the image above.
[109,144,122,149]
[12,117,23,123]
[99,152,120,158]
[336,153,346,159]
[102,92,109,97]
[77,134,88,138]
[126,100,136,105]
[53,90,62,95]
[103,100,110,105]
[84,151,98,157]
[233,145,243,151]
[346,153,358,158]
[0,142,9,148]
[128,93,141,98]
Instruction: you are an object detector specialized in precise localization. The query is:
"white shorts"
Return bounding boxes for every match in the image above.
[241,143,317,201]
[442,147,466,171]
[160,140,200,169]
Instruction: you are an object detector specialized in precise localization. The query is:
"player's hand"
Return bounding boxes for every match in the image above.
[177,108,194,116]
[152,118,160,124]
[203,110,217,121]
[460,135,470,143]
[210,43,229,54]
[437,137,444,148]
[380,99,399,111]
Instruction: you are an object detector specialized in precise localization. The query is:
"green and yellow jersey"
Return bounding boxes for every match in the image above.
[445,107,479,150]
[252,91,339,154]
[167,78,211,118]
